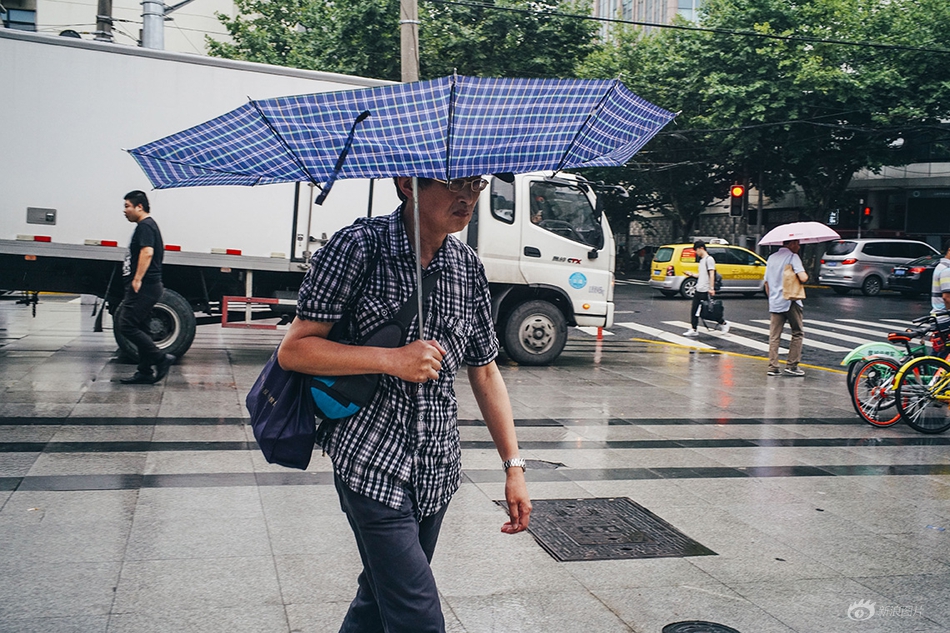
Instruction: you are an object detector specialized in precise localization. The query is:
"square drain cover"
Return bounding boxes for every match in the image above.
[503,497,716,562]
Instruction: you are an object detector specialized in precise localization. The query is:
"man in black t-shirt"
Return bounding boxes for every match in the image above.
[118,190,175,384]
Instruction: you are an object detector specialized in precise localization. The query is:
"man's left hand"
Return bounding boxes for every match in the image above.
[501,469,532,534]
[131,278,142,293]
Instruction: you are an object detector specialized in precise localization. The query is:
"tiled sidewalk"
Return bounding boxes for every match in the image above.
[1,297,948,632]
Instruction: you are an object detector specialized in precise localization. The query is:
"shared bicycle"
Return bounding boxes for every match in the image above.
[845,310,950,433]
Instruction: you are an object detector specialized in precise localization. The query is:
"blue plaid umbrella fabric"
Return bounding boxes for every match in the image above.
[128,75,675,192]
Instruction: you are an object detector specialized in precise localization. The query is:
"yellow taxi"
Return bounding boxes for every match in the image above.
[648,242,767,298]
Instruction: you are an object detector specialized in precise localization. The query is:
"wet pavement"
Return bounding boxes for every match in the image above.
[1,295,949,632]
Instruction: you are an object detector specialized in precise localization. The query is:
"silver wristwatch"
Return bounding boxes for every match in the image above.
[502,457,527,472]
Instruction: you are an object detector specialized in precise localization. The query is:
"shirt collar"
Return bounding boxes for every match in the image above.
[386,206,454,273]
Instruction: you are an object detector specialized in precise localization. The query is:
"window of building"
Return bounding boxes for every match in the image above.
[677,0,701,22]
[3,7,36,30]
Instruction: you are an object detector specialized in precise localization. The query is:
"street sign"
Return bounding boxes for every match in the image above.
[828,210,839,225]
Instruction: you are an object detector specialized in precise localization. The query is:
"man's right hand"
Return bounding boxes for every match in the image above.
[391,339,446,383]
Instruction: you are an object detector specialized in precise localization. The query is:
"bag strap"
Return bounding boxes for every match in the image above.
[391,270,442,329]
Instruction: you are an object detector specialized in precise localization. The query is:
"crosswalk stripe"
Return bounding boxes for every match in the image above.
[726,321,850,352]
[616,279,650,286]
[756,318,893,339]
[837,318,911,332]
[880,318,916,326]
[614,322,716,349]
[748,320,875,346]
[663,320,777,353]
[575,326,615,336]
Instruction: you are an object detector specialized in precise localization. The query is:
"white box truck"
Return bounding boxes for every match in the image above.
[0,29,615,365]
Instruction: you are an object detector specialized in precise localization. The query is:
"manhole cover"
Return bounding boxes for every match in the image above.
[663,622,740,633]
[498,497,716,562]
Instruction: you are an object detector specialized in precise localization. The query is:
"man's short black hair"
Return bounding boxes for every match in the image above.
[393,177,435,203]
[693,239,706,250]
[124,190,150,213]
[943,238,950,254]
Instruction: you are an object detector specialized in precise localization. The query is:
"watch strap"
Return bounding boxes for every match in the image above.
[502,457,527,472]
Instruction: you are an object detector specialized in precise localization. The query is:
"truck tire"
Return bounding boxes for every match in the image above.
[114,288,197,362]
[503,300,567,366]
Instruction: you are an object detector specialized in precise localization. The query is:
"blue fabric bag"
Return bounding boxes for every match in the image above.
[311,269,442,420]
[246,347,317,470]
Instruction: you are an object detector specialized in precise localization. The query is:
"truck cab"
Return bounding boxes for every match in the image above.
[462,173,615,365]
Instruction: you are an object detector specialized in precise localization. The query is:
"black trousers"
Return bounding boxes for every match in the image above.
[691,290,724,329]
[119,282,164,373]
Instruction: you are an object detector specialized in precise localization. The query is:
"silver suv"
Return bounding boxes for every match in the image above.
[819,239,938,296]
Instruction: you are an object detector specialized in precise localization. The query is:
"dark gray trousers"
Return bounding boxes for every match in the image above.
[118,282,164,373]
[334,474,448,633]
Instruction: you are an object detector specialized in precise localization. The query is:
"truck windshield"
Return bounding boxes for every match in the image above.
[529,181,603,248]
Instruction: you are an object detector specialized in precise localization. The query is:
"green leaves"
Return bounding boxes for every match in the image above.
[207,0,601,81]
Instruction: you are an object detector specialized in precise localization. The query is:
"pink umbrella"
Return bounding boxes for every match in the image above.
[758,221,841,246]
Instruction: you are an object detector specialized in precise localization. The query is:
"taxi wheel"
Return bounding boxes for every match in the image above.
[679,277,697,299]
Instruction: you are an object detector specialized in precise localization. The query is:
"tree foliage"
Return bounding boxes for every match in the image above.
[583,0,950,238]
[207,0,600,81]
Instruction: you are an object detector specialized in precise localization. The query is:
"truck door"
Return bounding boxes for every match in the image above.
[519,177,610,324]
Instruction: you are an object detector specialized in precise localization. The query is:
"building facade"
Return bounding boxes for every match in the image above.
[3,0,232,53]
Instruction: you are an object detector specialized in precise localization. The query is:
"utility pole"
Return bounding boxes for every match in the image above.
[94,0,114,42]
[756,168,764,255]
[141,0,197,49]
[400,0,419,82]
[141,0,164,49]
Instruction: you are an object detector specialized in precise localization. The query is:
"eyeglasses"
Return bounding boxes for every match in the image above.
[432,177,489,193]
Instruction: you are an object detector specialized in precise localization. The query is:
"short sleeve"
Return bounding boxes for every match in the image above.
[791,253,805,273]
[137,223,158,249]
[296,227,373,322]
[463,261,499,367]
[939,267,950,293]
[705,255,716,271]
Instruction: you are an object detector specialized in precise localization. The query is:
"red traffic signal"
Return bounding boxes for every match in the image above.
[729,184,746,216]
[863,206,872,216]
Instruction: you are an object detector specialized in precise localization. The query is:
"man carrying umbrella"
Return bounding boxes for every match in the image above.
[764,239,808,377]
[278,175,531,633]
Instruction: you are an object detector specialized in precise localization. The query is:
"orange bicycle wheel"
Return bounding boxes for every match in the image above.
[851,358,901,427]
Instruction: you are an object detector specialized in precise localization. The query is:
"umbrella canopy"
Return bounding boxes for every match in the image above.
[127,75,675,194]
[758,221,841,246]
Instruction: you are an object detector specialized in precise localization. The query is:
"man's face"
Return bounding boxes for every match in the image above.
[786,240,801,253]
[399,177,483,236]
[123,200,144,223]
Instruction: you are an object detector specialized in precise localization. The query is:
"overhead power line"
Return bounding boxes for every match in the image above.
[426,0,950,55]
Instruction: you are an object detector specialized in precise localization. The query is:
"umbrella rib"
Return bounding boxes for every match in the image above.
[126,150,264,186]
[444,73,457,179]
[249,99,323,189]
[554,78,619,174]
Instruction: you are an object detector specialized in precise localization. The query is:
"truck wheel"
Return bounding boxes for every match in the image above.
[503,300,567,366]
[114,288,197,361]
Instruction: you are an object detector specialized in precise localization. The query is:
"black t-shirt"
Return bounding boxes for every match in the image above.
[123,216,164,283]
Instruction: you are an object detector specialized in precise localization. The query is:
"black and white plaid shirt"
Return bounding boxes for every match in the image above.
[297,208,498,516]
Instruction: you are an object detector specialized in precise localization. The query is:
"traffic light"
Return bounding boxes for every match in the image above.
[729,184,746,217]
[861,206,872,227]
